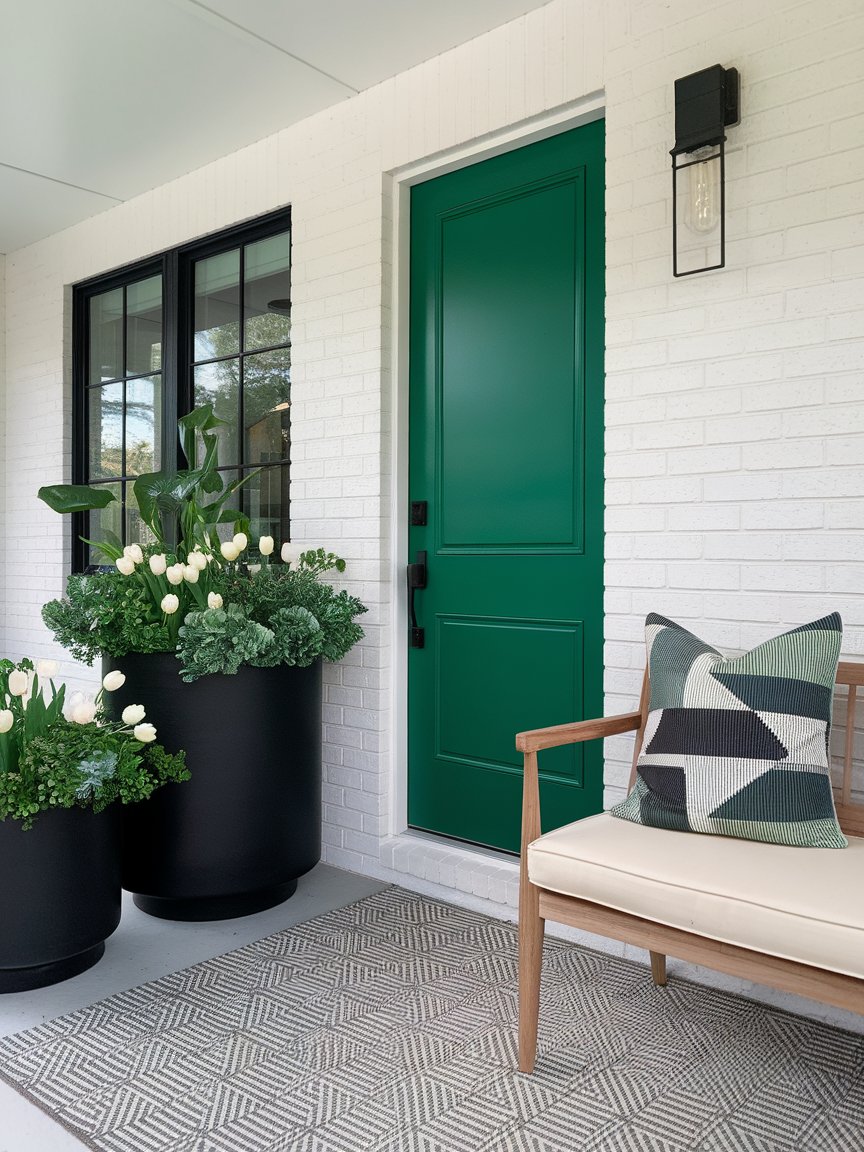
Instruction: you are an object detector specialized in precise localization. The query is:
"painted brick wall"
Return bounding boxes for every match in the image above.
[1,0,862,1025]
[600,0,864,807]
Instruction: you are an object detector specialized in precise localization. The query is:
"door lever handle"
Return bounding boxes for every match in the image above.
[407,551,427,648]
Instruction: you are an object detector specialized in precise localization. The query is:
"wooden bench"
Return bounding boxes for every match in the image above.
[516,660,864,1074]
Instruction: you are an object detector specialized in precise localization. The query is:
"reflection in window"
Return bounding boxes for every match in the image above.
[192,225,291,550]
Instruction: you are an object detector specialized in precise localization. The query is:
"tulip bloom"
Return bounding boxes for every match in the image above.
[133,723,157,743]
[259,535,274,556]
[149,553,168,576]
[280,542,303,569]
[72,699,97,725]
[166,563,185,586]
[0,709,13,733]
[188,550,208,571]
[102,670,126,692]
[183,565,200,584]
[207,592,223,610]
[122,704,146,726]
[36,659,59,680]
[115,556,135,576]
[161,593,180,615]
[123,543,144,565]
[220,541,239,562]
[233,532,248,551]
[7,670,29,697]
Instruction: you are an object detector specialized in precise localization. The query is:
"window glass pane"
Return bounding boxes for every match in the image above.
[88,482,123,562]
[194,360,238,465]
[126,276,162,377]
[194,250,240,361]
[89,288,123,384]
[88,382,124,479]
[242,465,289,545]
[126,375,161,475]
[244,348,290,464]
[125,485,158,551]
[244,232,291,352]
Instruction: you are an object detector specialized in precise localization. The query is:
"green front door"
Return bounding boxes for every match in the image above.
[408,121,605,854]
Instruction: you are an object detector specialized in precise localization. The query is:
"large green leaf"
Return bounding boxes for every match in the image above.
[38,484,117,514]
[178,404,226,471]
[133,470,207,535]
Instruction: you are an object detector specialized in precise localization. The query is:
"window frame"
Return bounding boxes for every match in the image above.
[71,207,291,572]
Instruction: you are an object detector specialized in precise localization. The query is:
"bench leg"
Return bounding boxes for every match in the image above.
[518,879,544,1073]
[650,950,667,987]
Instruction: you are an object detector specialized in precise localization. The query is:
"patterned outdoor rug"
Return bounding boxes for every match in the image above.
[1,887,862,1152]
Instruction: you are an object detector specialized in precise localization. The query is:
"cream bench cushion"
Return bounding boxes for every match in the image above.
[528,812,864,980]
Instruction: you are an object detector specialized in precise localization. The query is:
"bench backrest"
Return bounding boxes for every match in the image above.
[629,660,864,838]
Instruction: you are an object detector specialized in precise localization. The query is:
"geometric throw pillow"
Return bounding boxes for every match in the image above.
[610,612,847,848]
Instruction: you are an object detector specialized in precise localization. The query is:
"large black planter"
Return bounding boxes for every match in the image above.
[103,654,322,922]
[0,806,121,993]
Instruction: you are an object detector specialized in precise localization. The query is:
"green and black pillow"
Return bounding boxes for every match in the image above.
[611,613,846,848]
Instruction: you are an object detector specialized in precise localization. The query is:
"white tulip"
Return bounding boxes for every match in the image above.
[122,704,146,726]
[166,564,185,586]
[149,553,168,576]
[258,535,274,556]
[123,543,144,565]
[207,592,223,610]
[183,565,200,584]
[115,556,135,576]
[247,564,261,575]
[220,541,239,562]
[188,550,208,571]
[7,670,28,697]
[133,723,157,744]
[0,710,13,733]
[280,542,303,569]
[36,659,59,680]
[232,532,248,551]
[161,593,180,615]
[102,670,126,692]
[72,699,97,725]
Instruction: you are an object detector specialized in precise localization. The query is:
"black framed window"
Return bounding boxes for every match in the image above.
[73,210,291,569]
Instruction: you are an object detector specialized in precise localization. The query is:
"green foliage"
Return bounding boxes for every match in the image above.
[177,604,274,681]
[42,572,173,665]
[0,660,188,828]
[39,405,367,681]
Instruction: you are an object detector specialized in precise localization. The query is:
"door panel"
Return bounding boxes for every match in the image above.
[408,121,605,853]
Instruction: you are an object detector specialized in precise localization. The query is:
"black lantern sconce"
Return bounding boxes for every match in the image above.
[671,65,740,277]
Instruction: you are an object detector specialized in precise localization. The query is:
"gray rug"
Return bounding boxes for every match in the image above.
[0,887,862,1152]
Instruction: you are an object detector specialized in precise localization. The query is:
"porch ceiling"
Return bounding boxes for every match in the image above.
[0,0,553,255]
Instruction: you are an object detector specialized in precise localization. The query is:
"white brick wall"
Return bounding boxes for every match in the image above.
[1,0,862,1027]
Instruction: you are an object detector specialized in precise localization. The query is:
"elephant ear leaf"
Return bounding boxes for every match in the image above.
[38,485,117,514]
[133,470,205,534]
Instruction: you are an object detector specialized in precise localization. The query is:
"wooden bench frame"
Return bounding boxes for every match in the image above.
[516,660,864,1074]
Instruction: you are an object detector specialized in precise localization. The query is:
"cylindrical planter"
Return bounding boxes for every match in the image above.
[0,806,121,993]
[103,654,322,922]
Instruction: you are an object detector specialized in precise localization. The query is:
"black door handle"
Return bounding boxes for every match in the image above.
[407,551,427,648]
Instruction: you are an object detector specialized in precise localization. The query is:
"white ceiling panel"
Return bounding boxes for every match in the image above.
[0,0,553,253]
[0,166,119,254]
[0,0,351,199]
[199,0,554,92]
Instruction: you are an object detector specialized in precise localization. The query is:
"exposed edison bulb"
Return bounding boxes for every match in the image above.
[687,157,719,234]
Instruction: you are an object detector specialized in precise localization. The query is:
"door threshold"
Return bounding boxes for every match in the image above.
[403,827,517,864]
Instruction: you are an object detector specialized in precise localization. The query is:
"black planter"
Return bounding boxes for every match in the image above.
[103,654,322,922]
[0,806,121,993]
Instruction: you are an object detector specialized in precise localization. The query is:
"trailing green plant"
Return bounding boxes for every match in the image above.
[39,407,367,682]
[0,659,188,828]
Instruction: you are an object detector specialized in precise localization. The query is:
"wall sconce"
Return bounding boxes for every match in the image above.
[671,65,740,277]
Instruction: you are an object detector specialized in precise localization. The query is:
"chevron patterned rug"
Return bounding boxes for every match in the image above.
[0,887,862,1152]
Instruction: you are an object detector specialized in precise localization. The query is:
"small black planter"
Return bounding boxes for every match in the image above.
[0,806,121,993]
[104,654,322,922]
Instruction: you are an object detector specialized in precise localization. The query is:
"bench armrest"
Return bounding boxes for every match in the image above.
[516,711,642,754]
